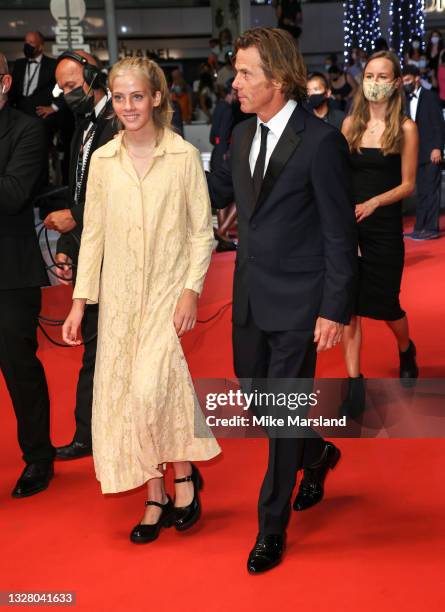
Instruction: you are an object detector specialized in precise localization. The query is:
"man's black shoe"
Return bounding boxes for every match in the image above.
[55,440,92,460]
[11,462,54,498]
[247,534,284,574]
[293,442,341,511]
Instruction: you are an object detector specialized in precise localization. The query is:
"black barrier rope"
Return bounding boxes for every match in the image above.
[37,220,232,348]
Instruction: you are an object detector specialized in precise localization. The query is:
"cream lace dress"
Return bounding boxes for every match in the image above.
[73,129,221,493]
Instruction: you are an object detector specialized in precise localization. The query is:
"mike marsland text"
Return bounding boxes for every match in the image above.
[205,415,347,427]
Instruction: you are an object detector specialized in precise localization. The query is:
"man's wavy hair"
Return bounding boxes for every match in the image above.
[234,27,307,101]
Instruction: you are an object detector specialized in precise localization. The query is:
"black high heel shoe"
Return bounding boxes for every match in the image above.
[130,495,174,544]
[173,464,204,531]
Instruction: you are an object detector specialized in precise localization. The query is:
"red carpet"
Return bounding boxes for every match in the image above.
[1,217,444,611]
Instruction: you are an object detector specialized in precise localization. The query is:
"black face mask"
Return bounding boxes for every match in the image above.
[308,93,327,110]
[24,43,36,59]
[64,85,95,116]
[403,83,415,95]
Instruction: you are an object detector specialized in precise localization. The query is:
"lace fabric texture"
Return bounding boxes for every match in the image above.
[73,130,221,493]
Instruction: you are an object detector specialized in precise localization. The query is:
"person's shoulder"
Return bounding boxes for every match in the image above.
[301,106,341,139]
[12,57,26,70]
[42,54,57,65]
[232,115,256,138]
[165,128,195,155]
[402,117,417,135]
[8,106,43,133]
[91,137,118,161]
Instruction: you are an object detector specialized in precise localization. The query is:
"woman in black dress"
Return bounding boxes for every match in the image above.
[341,51,419,411]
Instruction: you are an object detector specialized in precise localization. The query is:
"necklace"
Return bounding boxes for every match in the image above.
[124,134,156,158]
[368,121,383,134]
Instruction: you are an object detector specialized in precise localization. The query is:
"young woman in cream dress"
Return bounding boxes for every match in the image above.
[63,57,221,543]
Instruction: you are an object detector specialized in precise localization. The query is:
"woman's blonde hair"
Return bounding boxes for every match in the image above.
[108,57,172,130]
[346,51,406,155]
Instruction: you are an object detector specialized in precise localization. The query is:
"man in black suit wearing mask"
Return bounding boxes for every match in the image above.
[402,64,444,241]
[207,28,357,573]
[9,31,74,182]
[44,51,118,460]
[0,52,55,497]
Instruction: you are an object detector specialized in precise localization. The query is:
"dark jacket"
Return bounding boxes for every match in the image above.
[207,105,357,331]
[406,88,445,165]
[0,105,49,290]
[10,55,59,115]
[56,100,118,261]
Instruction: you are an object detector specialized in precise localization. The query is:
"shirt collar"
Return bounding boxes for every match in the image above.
[94,93,109,118]
[256,99,297,140]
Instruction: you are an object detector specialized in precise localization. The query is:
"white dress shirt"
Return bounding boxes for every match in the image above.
[249,99,297,177]
[409,86,421,121]
[23,54,42,97]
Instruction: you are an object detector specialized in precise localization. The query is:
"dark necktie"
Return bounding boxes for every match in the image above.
[252,123,270,200]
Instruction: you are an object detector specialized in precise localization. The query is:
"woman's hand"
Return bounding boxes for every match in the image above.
[355,198,379,222]
[173,289,198,337]
[62,300,86,346]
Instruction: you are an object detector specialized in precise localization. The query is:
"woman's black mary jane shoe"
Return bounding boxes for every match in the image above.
[173,464,204,532]
[130,495,174,544]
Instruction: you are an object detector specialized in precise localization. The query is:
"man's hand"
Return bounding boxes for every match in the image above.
[36,105,56,118]
[314,317,344,352]
[55,252,73,285]
[430,148,442,165]
[44,209,76,233]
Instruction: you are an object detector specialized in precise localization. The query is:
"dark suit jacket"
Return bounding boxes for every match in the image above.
[10,55,59,116]
[406,88,445,165]
[0,105,49,290]
[57,100,118,260]
[208,104,357,332]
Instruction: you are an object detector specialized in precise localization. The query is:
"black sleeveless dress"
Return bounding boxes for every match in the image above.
[350,148,406,321]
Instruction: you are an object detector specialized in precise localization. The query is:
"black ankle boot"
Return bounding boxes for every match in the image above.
[340,374,366,418]
[399,340,418,387]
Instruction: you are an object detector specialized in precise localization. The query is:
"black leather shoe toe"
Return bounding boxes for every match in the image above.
[55,440,92,460]
[12,462,54,498]
[247,534,284,574]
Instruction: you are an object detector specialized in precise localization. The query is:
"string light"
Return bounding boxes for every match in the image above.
[389,0,425,61]
[343,0,382,64]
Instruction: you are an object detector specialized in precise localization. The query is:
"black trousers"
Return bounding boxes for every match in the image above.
[415,162,441,233]
[233,306,325,535]
[0,287,54,464]
[73,304,98,446]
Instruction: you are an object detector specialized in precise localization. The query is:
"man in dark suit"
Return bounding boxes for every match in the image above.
[306,72,345,130]
[403,65,444,240]
[9,31,74,183]
[207,28,357,573]
[44,51,117,460]
[0,52,55,497]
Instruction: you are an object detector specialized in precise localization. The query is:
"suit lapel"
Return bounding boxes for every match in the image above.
[253,106,304,214]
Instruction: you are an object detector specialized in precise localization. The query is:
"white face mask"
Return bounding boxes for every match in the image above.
[412,41,421,49]
[431,36,440,45]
